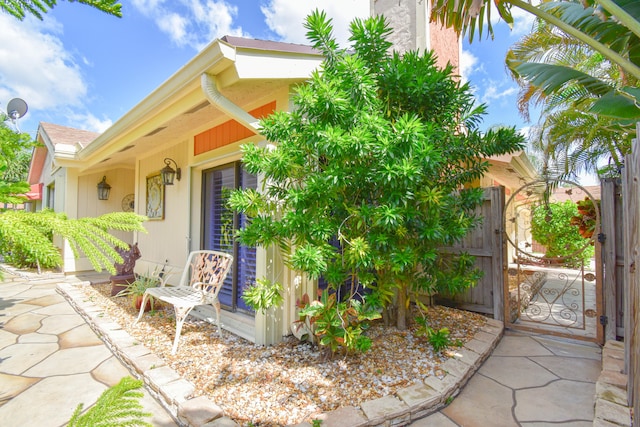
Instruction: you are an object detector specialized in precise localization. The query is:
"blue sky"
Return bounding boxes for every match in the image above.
[0,1,537,143]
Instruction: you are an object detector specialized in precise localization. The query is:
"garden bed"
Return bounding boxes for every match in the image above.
[81,283,487,426]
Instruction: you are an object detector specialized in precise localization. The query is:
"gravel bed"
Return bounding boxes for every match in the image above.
[82,283,486,426]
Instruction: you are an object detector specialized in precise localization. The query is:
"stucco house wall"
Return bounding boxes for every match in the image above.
[372,0,461,71]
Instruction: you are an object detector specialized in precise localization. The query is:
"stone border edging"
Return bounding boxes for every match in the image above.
[57,278,504,427]
[593,340,632,427]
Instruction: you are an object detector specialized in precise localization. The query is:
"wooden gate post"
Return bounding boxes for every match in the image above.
[601,178,618,341]
[623,124,640,411]
[491,186,505,322]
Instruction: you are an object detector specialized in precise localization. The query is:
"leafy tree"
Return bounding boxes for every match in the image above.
[531,200,595,267]
[0,123,32,204]
[0,0,122,20]
[230,10,525,345]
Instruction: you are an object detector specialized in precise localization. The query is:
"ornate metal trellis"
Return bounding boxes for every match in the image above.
[504,179,603,343]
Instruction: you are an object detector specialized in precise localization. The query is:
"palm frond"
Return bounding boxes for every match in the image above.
[0,210,147,274]
[67,376,152,427]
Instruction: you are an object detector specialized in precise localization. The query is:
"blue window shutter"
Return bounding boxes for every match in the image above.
[236,168,257,310]
[202,163,256,312]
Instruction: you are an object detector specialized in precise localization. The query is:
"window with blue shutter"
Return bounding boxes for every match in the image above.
[202,162,256,313]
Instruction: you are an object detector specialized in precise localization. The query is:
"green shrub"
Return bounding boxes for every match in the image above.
[414,301,451,352]
[531,201,595,267]
[297,289,381,355]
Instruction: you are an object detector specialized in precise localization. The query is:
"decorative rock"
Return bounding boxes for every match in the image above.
[145,366,182,392]
[596,381,628,406]
[602,354,625,373]
[130,353,166,373]
[602,346,624,361]
[597,370,628,389]
[160,378,196,405]
[177,396,224,426]
[424,372,458,397]
[441,358,472,383]
[119,342,153,364]
[202,416,240,427]
[447,347,481,368]
[594,399,632,426]
[605,340,625,351]
[361,395,409,424]
[315,406,368,427]
[396,382,440,409]
[463,338,492,355]
[58,281,499,427]
[471,330,495,343]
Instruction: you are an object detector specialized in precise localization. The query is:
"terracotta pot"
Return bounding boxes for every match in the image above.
[133,295,152,312]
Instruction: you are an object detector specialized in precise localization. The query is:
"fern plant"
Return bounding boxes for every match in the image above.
[67,376,152,427]
[0,210,147,275]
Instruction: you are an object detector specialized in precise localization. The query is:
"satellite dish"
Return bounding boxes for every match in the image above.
[6,98,28,120]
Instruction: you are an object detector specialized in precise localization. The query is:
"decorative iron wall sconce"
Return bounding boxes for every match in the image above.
[160,158,181,185]
[97,176,111,200]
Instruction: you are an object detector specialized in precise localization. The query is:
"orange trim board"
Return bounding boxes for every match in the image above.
[194,101,276,156]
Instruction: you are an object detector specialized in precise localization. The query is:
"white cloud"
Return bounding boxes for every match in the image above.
[157,13,189,45]
[130,0,246,50]
[67,111,113,133]
[460,49,479,83]
[511,7,536,37]
[0,15,88,112]
[481,80,518,105]
[261,0,369,46]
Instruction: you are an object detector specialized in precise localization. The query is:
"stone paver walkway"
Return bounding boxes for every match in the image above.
[0,273,177,427]
[412,331,602,426]
[1,268,606,427]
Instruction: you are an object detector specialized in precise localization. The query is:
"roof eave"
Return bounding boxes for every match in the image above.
[77,39,237,161]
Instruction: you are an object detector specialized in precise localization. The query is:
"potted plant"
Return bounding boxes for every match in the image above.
[116,272,161,312]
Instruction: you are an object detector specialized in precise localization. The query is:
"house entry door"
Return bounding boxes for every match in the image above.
[504,179,604,344]
[202,162,256,312]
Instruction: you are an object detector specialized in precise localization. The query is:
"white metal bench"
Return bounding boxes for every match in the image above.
[134,250,233,354]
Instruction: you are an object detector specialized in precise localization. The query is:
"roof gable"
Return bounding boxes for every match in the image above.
[39,122,100,148]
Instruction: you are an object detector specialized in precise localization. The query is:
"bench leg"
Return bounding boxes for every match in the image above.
[212,300,223,338]
[171,305,193,355]
[134,292,150,324]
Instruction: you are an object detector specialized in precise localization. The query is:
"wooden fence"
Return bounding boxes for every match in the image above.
[436,186,505,321]
[601,178,625,340]
[600,123,640,415]
[622,124,640,417]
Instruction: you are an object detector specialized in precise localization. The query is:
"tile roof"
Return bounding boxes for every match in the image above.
[221,35,320,55]
[39,122,100,148]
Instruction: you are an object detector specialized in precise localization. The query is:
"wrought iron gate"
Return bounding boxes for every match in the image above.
[504,180,604,344]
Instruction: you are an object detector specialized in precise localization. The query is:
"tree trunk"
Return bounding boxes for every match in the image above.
[397,286,407,330]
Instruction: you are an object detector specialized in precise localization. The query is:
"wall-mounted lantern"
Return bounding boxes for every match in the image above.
[97,176,111,200]
[160,158,181,186]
